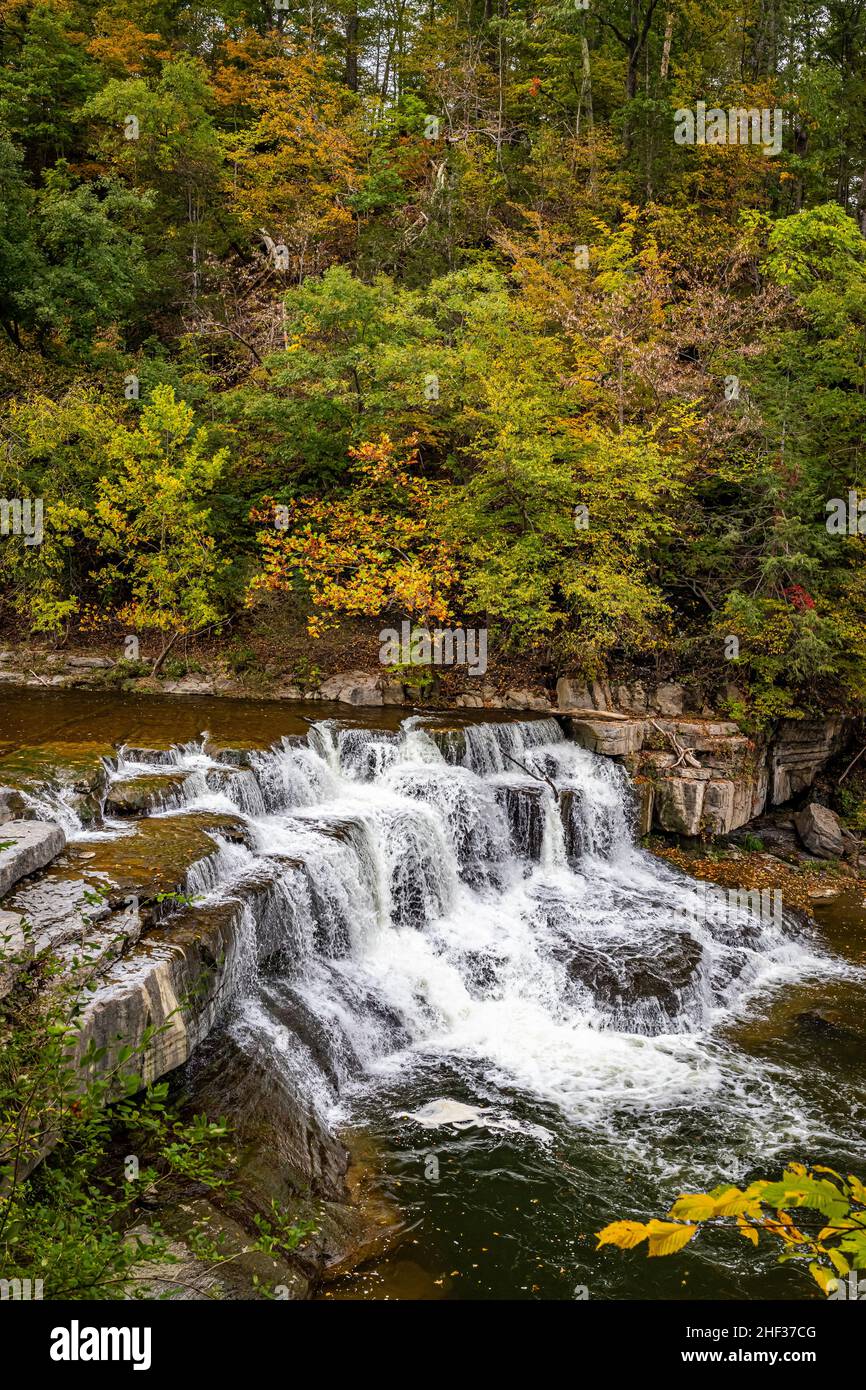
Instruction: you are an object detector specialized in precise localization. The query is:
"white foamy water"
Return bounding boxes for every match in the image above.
[91,714,855,1166]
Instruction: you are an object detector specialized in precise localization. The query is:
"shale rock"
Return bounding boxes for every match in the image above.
[567,717,647,757]
[318,671,385,706]
[0,820,66,896]
[770,719,845,805]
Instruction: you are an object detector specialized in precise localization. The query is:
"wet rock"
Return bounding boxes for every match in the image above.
[0,820,66,896]
[120,746,177,765]
[563,930,704,1033]
[7,812,243,961]
[495,782,546,860]
[0,741,117,818]
[0,786,27,823]
[104,773,190,816]
[794,1008,856,1040]
[180,1030,402,1289]
[72,896,246,1093]
[794,803,844,858]
[9,874,111,960]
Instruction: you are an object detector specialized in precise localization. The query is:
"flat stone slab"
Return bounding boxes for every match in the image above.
[0,820,66,897]
[566,717,648,756]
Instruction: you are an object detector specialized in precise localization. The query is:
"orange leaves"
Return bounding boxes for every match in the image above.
[248,436,459,630]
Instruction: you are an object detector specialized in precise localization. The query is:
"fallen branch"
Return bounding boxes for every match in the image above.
[839,743,866,785]
[649,719,701,770]
[503,750,561,802]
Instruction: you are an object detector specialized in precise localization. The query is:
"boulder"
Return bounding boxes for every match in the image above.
[556,676,611,711]
[615,682,649,714]
[504,688,552,712]
[0,787,26,825]
[651,682,685,717]
[160,676,215,695]
[556,676,592,709]
[318,670,384,706]
[654,777,706,835]
[794,803,844,859]
[66,656,113,670]
[380,678,406,705]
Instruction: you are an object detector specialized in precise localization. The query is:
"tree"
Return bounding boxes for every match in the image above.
[249,433,458,633]
[90,384,229,670]
[0,143,150,351]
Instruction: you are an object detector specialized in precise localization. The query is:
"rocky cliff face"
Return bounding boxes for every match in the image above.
[0,742,397,1296]
[556,681,846,838]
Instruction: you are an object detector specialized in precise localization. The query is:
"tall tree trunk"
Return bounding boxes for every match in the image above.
[344,5,359,91]
[660,11,673,79]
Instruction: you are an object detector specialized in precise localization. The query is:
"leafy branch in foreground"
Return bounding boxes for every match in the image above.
[597,1164,866,1294]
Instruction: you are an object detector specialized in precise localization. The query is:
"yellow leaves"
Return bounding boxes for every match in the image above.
[596,1219,698,1257]
[604,1165,866,1291]
[713,1189,754,1217]
[848,1176,866,1206]
[595,1220,651,1251]
[761,1215,807,1247]
[810,1262,838,1295]
[827,1247,850,1277]
[248,436,459,629]
[645,1221,700,1258]
[668,1193,717,1222]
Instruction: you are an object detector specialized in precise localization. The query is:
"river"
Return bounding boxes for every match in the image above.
[3,687,864,1300]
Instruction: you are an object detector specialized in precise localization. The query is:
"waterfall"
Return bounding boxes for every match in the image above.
[79,713,844,1143]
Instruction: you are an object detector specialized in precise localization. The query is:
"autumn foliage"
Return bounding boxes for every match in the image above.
[249,435,459,635]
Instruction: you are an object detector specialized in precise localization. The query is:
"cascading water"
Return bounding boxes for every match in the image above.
[62,713,864,1296]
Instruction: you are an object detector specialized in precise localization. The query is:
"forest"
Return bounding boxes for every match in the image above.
[2,0,866,724]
